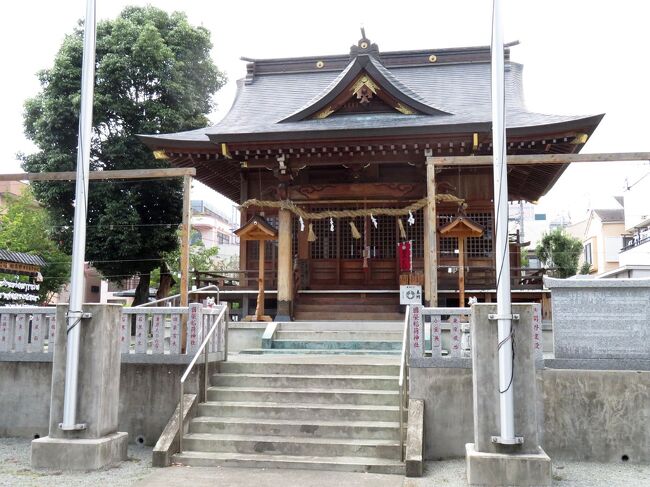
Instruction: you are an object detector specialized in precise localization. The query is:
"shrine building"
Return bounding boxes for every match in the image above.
[140,33,602,320]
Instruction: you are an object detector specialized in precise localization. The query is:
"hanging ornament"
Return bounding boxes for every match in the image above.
[330,217,335,232]
[299,216,305,232]
[408,210,415,226]
[370,214,377,228]
[308,223,317,242]
[397,218,407,239]
[349,220,361,239]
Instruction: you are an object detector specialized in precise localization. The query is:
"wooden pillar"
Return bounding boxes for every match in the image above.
[458,237,465,307]
[180,175,191,308]
[276,208,293,320]
[254,241,266,320]
[424,158,438,306]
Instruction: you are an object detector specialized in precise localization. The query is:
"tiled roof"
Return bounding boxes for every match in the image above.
[0,250,46,266]
[140,41,602,147]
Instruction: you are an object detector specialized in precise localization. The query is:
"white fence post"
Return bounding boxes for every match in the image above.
[431,315,442,357]
[30,314,44,353]
[48,314,57,351]
[134,314,147,354]
[410,305,424,360]
[0,314,11,352]
[14,314,27,352]
[187,303,203,355]
[450,315,461,358]
[170,314,181,354]
[120,313,130,354]
[532,303,543,361]
[152,314,164,354]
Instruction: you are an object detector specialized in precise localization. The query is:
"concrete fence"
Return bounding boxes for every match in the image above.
[0,303,228,363]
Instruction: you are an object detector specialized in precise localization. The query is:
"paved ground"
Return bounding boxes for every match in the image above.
[2,438,650,486]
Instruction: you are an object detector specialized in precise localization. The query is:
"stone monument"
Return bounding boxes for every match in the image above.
[466,303,550,486]
[31,304,128,470]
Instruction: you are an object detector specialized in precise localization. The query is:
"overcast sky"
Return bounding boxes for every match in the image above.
[1,0,649,223]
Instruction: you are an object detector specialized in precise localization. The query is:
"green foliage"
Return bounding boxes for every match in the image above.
[21,6,225,303]
[535,228,583,278]
[151,230,220,294]
[579,261,592,275]
[0,190,71,303]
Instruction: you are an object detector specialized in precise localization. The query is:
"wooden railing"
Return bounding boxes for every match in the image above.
[194,269,278,290]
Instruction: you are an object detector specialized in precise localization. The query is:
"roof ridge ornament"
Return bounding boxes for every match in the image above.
[350,27,379,59]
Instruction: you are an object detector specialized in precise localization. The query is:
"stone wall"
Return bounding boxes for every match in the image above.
[409,366,650,463]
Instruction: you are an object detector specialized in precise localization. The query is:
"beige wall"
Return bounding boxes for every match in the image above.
[582,215,626,274]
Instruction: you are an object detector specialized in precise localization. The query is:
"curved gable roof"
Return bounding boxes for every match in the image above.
[280,54,450,122]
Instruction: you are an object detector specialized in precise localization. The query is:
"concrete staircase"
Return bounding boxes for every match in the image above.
[173,354,405,474]
[245,320,403,355]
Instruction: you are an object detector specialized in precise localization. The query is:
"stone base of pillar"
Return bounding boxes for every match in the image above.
[465,443,551,486]
[32,432,128,471]
[275,300,292,322]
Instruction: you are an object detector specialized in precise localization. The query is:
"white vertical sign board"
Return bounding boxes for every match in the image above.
[30,314,44,353]
[135,314,147,354]
[48,315,57,350]
[450,315,461,358]
[119,313,130,354]
[170,314,181,354]
[532,303,543,361]
[187,303,203,355]
[0,314,10,352]
[409,305,424,359]
[431,315,442,357]
[152,314,164,354]
[14,314,27,352]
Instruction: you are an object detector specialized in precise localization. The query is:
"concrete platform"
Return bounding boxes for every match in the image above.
[31,431,128,471]
[465,443,551,486]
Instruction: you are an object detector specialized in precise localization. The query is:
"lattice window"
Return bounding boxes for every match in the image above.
[404,209,424,258]
[370,215,396,258]
[438,214,458,257]
[309,215,337,259]
[292,214,299,257]
[340,217,364,259]
[437,212,493,258]
[466,212,493,258]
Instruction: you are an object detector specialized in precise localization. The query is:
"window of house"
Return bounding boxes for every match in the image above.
[584,242,592,265]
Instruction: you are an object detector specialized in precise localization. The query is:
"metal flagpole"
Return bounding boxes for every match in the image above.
[491,0,517,444]
[60,0,97,431]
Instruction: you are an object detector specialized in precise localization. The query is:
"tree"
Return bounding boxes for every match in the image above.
[536,228,583,278]
[22,6,225,305]
[0,190,71,303]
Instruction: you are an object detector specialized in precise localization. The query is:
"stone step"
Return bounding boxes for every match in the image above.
[270,339,401,351]
[294,312,404,321]
[276,321,403,331]
[189,416,401,440]
[172,451,405,475]
[275,330,403,341]
[219,359,399,376]
[238,348,401,356]
[206,386,400,406]
[212,373,398,390]
[198,401,399,421]
[181,433,401,459]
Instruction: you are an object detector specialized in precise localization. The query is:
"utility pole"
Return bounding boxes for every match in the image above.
[60,0,96,431]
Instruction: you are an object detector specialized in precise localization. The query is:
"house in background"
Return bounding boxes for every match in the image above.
[191,200,240,263]
[579,207,627,276]
[599,172,650,278]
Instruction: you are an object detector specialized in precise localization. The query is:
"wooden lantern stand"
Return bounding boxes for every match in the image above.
[439,216,484,307]
[234,215,278,322]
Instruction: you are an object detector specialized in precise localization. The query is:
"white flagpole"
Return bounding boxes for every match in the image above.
[60,0,96,431]
[491,0,516,444]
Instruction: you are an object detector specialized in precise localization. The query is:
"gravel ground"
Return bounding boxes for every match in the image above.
[1,437,650,486]
[0,438,152,487]
[407,459,650,486]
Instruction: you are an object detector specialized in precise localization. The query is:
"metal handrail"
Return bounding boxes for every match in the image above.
[178,303,228,453]
[398,305,410,462]
[135,284,220,307]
